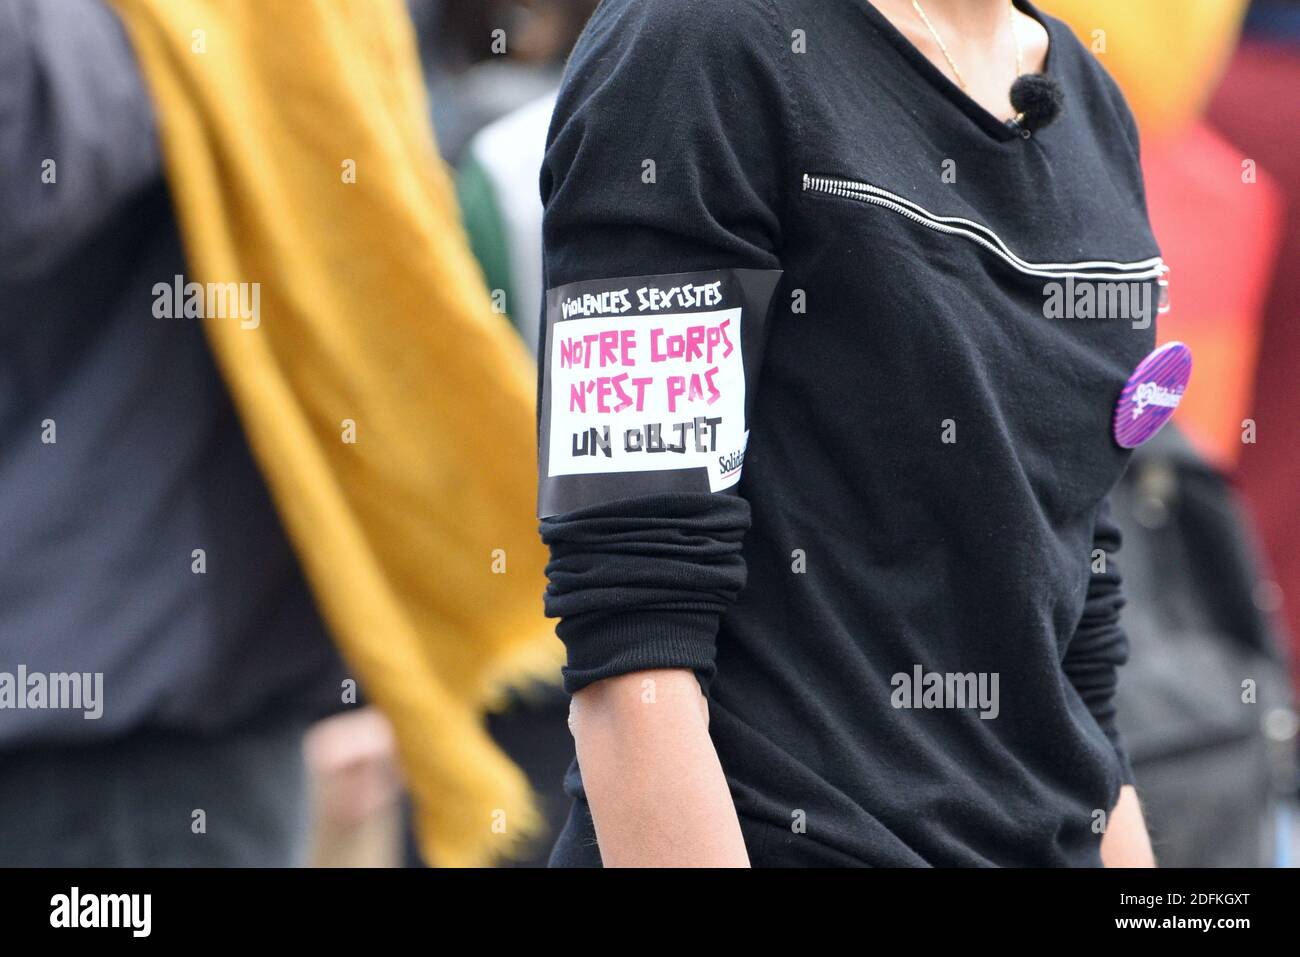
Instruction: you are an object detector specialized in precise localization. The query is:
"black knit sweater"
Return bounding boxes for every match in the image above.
[539,0,1164,866]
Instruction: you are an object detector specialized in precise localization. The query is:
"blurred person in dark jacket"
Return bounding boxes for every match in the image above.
[0,0,556,868]
[0,0,346,866]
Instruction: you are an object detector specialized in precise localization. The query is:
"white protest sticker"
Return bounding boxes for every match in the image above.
[546,305,746,492]
[537,268,782,518]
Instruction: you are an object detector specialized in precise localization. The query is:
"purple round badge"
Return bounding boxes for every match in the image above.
[1113,341,1192,449]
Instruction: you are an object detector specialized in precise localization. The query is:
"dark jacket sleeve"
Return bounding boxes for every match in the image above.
[1063,495,1138,786]
[0,0,160,281]
[539,0,794,694]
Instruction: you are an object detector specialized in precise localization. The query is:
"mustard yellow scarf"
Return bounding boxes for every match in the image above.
[108,0,558,866]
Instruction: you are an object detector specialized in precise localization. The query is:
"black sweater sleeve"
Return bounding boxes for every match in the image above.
[1063,495,1137,787]
[538,0,793,693]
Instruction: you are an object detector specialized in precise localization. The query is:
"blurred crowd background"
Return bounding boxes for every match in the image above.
[1,0,1297,868]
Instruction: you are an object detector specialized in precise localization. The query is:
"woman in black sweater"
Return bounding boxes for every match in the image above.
[539,0,1182,866]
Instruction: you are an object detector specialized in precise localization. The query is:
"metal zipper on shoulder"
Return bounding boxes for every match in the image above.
[802,173,1168,282]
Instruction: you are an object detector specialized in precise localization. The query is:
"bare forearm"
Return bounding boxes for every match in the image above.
[569,668,749,867]
[1101,784,1155,867]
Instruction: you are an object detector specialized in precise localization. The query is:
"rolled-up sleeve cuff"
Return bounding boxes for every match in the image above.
[557,609,720,694]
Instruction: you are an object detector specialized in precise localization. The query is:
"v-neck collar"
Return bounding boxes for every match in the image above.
[857,0,1058,142]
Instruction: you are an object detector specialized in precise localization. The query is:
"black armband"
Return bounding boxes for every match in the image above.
[538,268,782,518]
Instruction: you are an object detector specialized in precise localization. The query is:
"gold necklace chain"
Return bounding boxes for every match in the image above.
[910,0,1023,93]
